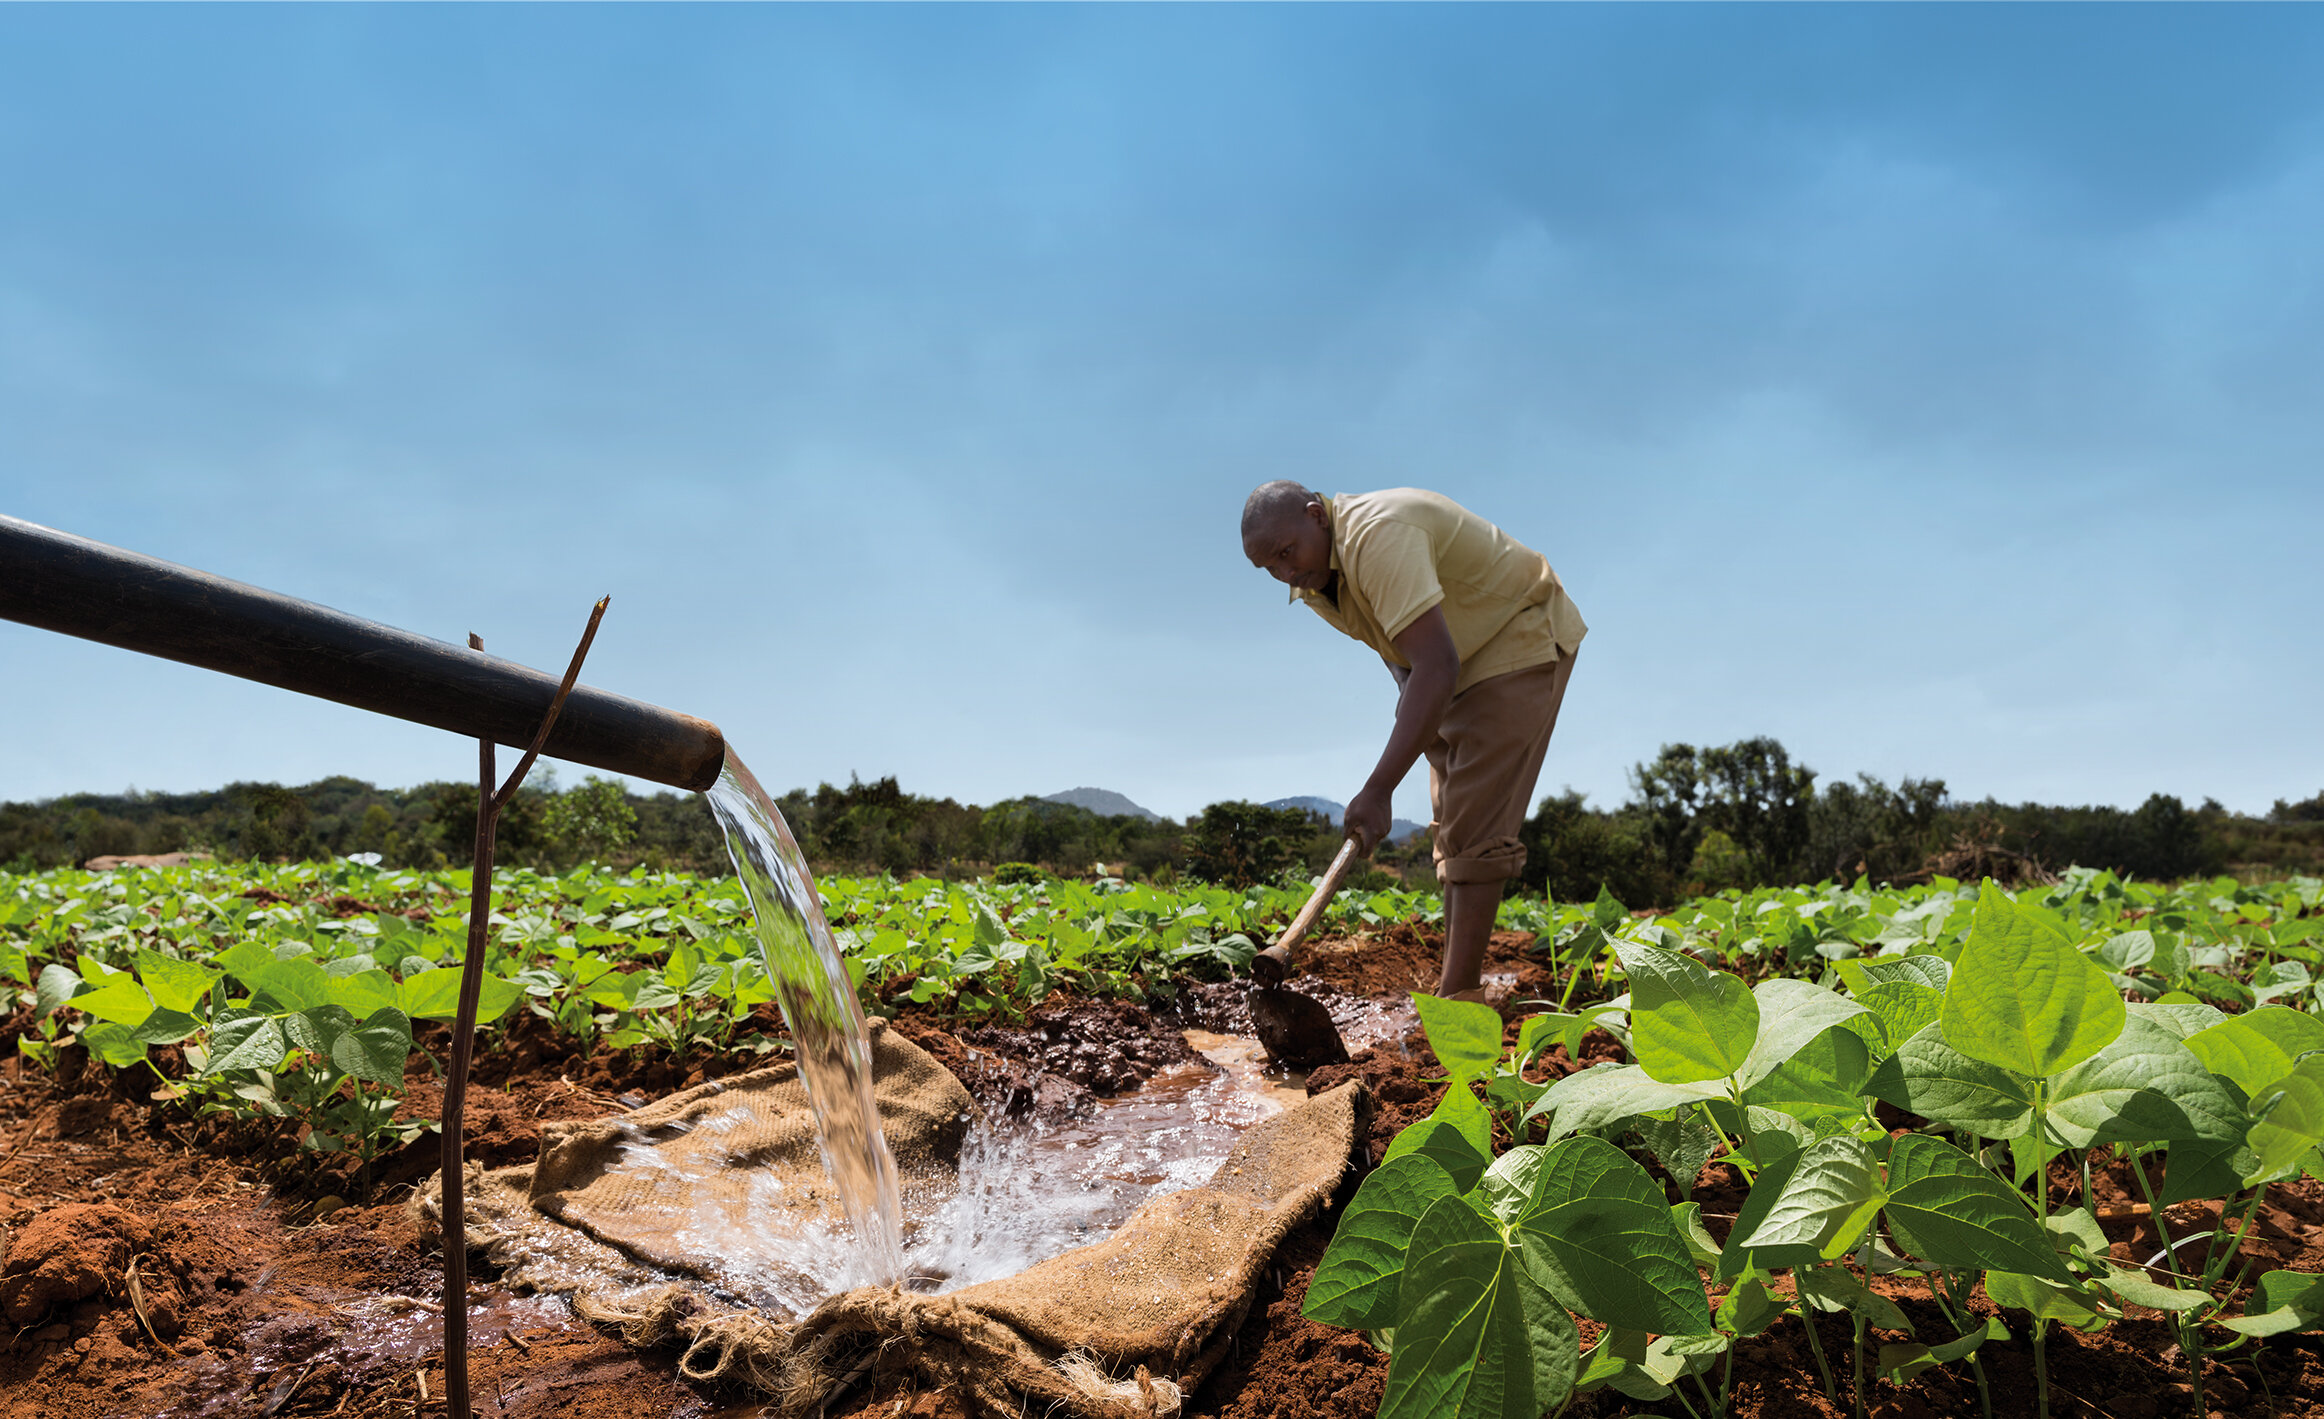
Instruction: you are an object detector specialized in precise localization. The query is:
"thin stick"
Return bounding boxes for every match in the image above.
[492,596,608,815]
[439,603,606,1419]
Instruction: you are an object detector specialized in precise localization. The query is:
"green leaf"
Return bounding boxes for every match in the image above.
[2098,1264,2208,1314]
[1527,1064,1725,1140]
[396,966,522,1024]
[1983,1271,2109,1331]
[1514,1136,1714,1335]
[71,973,156,1027]
[1942,883,2126,1079]
[245,956,333,1013]
[1383,1117,1493,1195]
[2220,1269,2324,1337]
[1737,1136,1885,1263]
[284,1004,354,1061]
[80,1021,149,1069]
[2046,1014,2246,1148]
[132,1008,203,1045]
[1742,1025,1873,1125]
[2185,1006,2324,1100]
[1836,954,1952,994]
[1618,942,1759,1085]
[1864,1021,2037,1139]
[2130,1000,2229,1041]
[1853,981,1944,1058]
[1382,1195,1576,1419]
[34,962,81,1021]
[1877,1320,2004,1384]
[1799,1266,1911,1330]
[1719,1145,1807,1279]
[325,969,402,1021]
[2244,1055,2324,1184]
[332,1007,414,1088]
[1305,1154,1461,1329]
[1717,1275,1787,1338]
[1414,994,1506,1086]
[132,950,222,1014]
[2158,1137,2260,1205]
[1882,1133,2072,1282]
[215,940,277,989]
[1735,979,1866,1089]
[1632,1106,1723,1195]
[202,1015,290,1075]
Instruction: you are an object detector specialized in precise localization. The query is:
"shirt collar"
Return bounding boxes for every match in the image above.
[1288,494,1339,605]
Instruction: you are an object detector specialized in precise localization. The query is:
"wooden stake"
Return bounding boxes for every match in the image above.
[440,599,607,1419]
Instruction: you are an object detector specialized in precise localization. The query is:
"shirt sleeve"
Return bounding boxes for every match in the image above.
[1345,518,1444,643]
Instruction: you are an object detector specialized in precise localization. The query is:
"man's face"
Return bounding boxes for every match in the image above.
[1244,501,1333,591]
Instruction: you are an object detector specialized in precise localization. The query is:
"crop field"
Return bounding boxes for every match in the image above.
[6,860,2324,1419]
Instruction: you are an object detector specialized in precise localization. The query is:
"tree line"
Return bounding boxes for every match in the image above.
[4,741,2319,901]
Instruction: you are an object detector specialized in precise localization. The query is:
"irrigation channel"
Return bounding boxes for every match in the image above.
[689,750,1410,1315]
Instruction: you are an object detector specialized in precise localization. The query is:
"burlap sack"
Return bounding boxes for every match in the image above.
[414,1018,1366,1419]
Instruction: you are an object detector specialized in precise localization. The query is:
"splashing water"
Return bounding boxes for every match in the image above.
[702,753,904,1286]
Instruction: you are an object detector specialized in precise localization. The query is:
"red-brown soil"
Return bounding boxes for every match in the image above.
[12,919,2324,1418]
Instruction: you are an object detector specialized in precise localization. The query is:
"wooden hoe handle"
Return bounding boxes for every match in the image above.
[1252,836,1364,984]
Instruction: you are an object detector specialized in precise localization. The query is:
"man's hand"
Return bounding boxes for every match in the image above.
[1345,784,1393,858]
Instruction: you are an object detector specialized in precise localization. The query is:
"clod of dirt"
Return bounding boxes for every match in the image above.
[959,996,1209,1096]
[0,1202,149,1324]
[53,1096,119,1137]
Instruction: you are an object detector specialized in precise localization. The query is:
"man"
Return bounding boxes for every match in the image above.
[1242,482,1586,1002]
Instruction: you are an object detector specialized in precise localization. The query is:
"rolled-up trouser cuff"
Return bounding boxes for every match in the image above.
[1435,838,1529,885]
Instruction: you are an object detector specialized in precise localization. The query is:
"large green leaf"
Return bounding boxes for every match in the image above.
[1737,1136,1885,1263]
[1382,1195,1576,1419]
[1836,954,1952,994]
[132,950,222,1014]
[1513,1136,1714,1336]
[2244,1054,2324,1184]
[1383,1116,1493,1194]
[80,1021,149,1069]
[70,973,156,1027]
[2045,1014,2246,1147]
[33,962,81,1021]
[1527,1064,1724,1140]
[1742,1025,1874,1125]
[1865,1022,2037,1139]
[1883,1133,2072,1281]
[1853,982,1944,1058]
[334,1007,414,1087]
[1617,942,1759,1085]
[1414,994,1507,1086]
[1304,1155,1460,1328]
[2130,1000,2229,1041]
[245,956,333,1014]
[2185,1006,2324,1100]
[1941,883,2125,1078]
[1734,979,1866,1089]
[2221,1270,2324,1337]
[396,966,523,1024]
[325,969,403,1020]
[202,1015,290,1074]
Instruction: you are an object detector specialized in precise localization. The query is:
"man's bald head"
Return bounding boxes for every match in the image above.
[1241,480,1335,593]
[1240,480,1320,542]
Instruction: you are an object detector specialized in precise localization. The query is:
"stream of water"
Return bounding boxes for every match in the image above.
[701,753,905,1288]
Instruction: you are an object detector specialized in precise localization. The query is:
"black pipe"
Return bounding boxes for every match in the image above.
[0,515,727,793]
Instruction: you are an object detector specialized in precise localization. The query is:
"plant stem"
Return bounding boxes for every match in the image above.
[1927,1274,1993,1419]
[1798,1304,1839,1403]
[1851,1304,1867,1419]
[2031,1316,2052,1419]
[2124,1150,2204,1415]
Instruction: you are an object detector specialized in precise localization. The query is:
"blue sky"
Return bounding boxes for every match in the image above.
[3,5,2318,822]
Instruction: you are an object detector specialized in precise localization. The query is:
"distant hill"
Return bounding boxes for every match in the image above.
[1265,795,1428,843]
[1040,787,1164,822]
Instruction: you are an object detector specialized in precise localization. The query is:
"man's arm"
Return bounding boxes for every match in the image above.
[1345,605,1457,855]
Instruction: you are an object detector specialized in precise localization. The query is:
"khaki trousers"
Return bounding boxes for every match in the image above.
[1425,651,1578,885]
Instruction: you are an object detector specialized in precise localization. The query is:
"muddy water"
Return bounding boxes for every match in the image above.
[903,1030,1299,1292]
[701,753,904,1288]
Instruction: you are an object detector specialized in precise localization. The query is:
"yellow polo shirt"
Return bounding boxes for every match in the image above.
[1291,489,1586,694]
